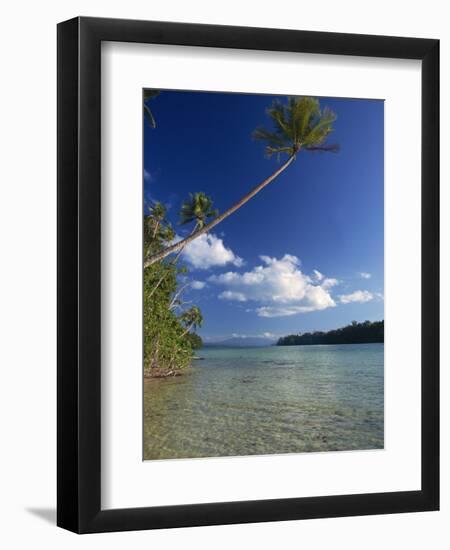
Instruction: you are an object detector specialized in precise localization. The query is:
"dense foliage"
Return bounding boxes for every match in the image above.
[277,320,384,346]
[143,203,203,377]
[185,332,203,350]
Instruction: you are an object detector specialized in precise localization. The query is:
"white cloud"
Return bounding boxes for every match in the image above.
[339,290,374,304]
[312,271,339,289]
[181,233,243,270]
[322,277,339,289]
[358,272,372,279]
[256,305,322,317]
[203,332,278,342]
[229,332,277,339]
[231,332,278,340]
[190,280,206,290]
[313,269,324,282]
[209,254,337,317]
[219,290,247,302]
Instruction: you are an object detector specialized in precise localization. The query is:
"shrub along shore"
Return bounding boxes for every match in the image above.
[143,202,203,378]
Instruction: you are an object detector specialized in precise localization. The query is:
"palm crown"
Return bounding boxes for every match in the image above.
[180,306,203,333]
[149,201,166,222]
[180,192,219,229]
[253,96,338,158]
[144,201,175,250]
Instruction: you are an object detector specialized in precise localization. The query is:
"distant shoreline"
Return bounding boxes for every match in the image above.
[275,340,383,347]
[201,342,383,352]
[277,320,384,347]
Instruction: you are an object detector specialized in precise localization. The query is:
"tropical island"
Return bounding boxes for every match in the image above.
[276,320,384,346]
[142,89,385,460]
[143,93,339,378]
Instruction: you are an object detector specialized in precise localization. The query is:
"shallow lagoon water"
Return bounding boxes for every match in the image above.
[143,343,384,460]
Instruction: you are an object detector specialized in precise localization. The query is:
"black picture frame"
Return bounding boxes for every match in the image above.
[57,16,439,533]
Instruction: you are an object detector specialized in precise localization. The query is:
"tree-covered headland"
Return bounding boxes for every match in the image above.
[276,320,384,346]
[143,200,206,377]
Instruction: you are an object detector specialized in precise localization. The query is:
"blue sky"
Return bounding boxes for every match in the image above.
[144,90,384,342]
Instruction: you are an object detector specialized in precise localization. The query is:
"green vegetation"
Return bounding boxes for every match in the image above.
[185,332,203,350]
[143,202,204,377]
[277,320,384,346]
[180,192,218,230]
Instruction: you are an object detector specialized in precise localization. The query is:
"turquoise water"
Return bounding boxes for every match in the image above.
[143,343,384,460]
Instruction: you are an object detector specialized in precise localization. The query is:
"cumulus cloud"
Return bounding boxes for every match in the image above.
[190,280,206,290]
[313,269,324,282]
[322,277,339,289]
[358,272,372,279]
[181,233,243,270]
[219,290,247,302]
[209,254,337,317]
[311,269,338,289]
[339,290,374,304]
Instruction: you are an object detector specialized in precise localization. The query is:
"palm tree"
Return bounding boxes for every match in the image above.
[143,90,160,128]
[180,306,203,337]
[144,96,338,267]
[144,201,169,259]
[149,201,167,239]
[146,194,218,300]
[180,192,219,232]
[175,192,218,261]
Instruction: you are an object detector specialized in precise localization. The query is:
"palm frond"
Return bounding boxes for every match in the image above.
[253,127,287,148]
[149,201,167,220]
[292,97,320,142]
[303,107,337,146]
[304,143,340,153]
[265,145,295,159]
[253,96,339,160]
[143,90,160,128]
[144,104,156,128]
[179,192,218,228]
[267,101,293,141]
[180,305,203,331]
[143,89,160,101]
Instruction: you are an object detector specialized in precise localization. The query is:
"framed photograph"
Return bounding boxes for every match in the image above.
[57,17,439,533]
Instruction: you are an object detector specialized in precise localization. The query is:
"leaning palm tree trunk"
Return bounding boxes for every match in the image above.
[146,223,200,300]
[144,154,296,267]
[169,283,190,310]
[181,322,195,338]
[146,246,184,300]
[151,220,160,240]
